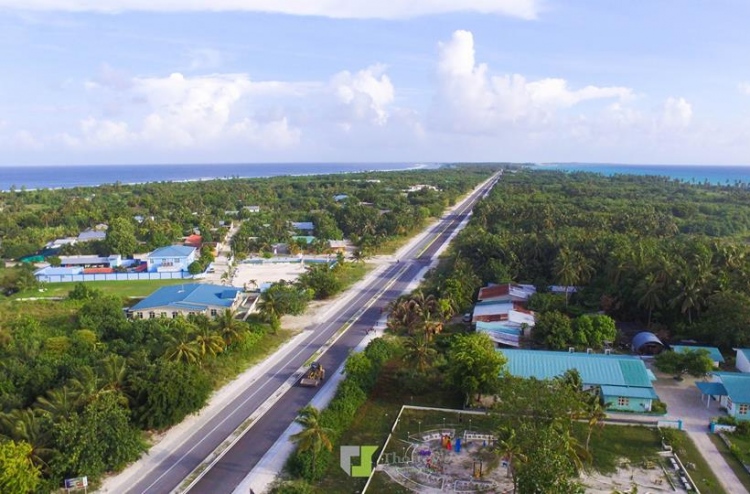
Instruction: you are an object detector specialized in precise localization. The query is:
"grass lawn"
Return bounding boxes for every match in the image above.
[670,431,728,494]
[710,434,750,492]
[12,278,187,299]
[313,362,464,494]
[572,423,662,474]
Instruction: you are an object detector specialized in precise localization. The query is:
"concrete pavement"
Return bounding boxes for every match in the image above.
[651,369,748,494]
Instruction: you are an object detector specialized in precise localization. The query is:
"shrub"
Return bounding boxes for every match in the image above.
[651,400,668,414]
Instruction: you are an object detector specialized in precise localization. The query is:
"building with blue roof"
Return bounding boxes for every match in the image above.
[736,349,750,373]
[476,321,527,347]
[672,345,724,367]
[499,349,659,413]
[129,283,243,319]
[147,245,197,273]
[697,372,750,421]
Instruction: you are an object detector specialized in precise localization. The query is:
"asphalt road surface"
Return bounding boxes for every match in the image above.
[126,173,499,494]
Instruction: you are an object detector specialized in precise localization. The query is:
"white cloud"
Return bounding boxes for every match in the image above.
[65,72,308,151]
[433,30,633,133]
[0,0,540,19]
[188,48,225,71]
[331,64,395,126]
[660,96,692,129]
[739,82,750,95]
[85,63,132,91]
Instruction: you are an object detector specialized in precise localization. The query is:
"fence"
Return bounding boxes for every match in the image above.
[37,271,193,283]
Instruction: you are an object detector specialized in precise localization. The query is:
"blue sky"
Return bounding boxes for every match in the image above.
[1,0,749,165]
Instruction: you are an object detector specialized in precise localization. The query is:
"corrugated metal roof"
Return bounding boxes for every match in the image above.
[499,349,654,388]
[148,245,196,259]
[738,349,750,363]
[601,385,659,400]
[672,345,725,363]
[131,283,240,311]
[696,381,728,396]
[632,332,663,351]
[715,373,750,403]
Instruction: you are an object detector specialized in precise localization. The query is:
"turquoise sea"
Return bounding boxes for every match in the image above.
[0,162,438,192]
[537,163,750,186]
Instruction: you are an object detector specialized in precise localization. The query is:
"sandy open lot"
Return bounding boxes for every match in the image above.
[231,258,314,290]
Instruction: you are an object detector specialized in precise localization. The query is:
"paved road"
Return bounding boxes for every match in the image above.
[124,174,499,494]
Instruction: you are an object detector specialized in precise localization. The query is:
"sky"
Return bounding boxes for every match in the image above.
[1,0,750,166]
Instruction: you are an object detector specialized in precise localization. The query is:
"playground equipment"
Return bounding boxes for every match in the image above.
[299,362,325,386]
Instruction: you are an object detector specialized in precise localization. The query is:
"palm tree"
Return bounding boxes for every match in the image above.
[496,426,527,492]
[257,290,282,328]
[403,333,437,373]
[98,354,128,394]
[636,273,664,326]
[582,395,608,453]
[35,386,82,417]
[290,405,333,477]
[552,419,591,473]
[214,309,246,346]
[192,327,225,359]
[163,334,200,364]
[0,409,54,472]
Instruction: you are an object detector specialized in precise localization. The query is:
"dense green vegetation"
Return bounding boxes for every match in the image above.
[0,166,498,261]
[424,169,750,348]
[0,282,291,491]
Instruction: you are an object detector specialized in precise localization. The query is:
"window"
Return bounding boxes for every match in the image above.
[149,312,156,319]
[210,309,218,317]
[172,312,179,318]
[617,397,630,407]
[137,312,144,319]
[740,404,749,415]
[160,312,167,318]
[728,398,734,410]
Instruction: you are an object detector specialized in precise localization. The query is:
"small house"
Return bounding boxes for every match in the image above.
[477,283,536,304]
[672,345,724,368]
[698,373,750,421]
[146,245,197,273]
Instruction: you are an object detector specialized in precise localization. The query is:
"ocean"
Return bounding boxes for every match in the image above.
[537,163,750,186]
[0,162,438,192]
[4,162,750,192]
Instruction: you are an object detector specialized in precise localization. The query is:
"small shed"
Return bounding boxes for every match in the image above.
[672,345,724,368]
[631,332,664,355]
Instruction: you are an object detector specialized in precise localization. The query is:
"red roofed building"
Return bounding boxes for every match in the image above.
[184,235,203,248]
[477,283,536,303]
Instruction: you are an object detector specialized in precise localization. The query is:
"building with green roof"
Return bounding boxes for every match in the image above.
[499,349,659,413]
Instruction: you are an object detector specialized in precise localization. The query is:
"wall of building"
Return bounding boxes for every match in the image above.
[603,395,653,413]
[737,351,750,373]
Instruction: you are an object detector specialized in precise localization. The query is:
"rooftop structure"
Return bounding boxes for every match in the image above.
[631,332,664,355]
[77,230,107,242]
[698,372,750,421]
[477,283,537,303]
[130,283,243,319]
[499,349,658,412]
[736,349,750,373]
